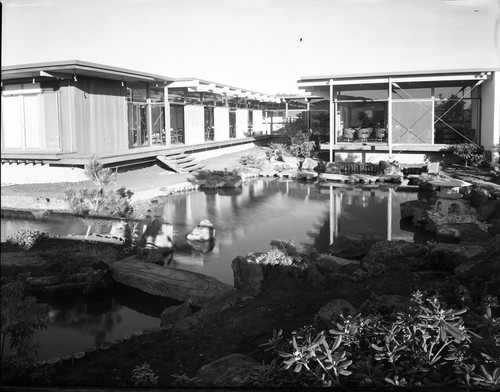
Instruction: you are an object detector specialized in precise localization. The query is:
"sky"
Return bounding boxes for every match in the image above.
[2,0,499,94]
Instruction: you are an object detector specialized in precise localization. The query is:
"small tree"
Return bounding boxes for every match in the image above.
[1,281,49,383]
[65,156,133,218]
[449,143,486,167]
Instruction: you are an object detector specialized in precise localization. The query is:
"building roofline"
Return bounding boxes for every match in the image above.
[298,67,500,83]
[1,60,176,83]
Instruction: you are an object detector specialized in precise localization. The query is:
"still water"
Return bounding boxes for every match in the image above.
[1,178,418,360]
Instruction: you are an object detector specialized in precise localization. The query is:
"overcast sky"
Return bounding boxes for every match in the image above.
[2,0,499,94]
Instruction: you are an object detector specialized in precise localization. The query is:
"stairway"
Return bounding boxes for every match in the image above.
[156,153,205,173]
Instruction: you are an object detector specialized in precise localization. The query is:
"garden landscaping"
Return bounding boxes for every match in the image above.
[1,143,500,390]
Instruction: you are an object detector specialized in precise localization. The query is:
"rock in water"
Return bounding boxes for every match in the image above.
[187,219,215,242]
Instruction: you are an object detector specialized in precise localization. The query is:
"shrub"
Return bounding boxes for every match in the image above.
[189,169,242,189]
[64,157,133,218]
[1,281,50,384]
[449,143,487,167]
[6,229,48,250]
[131,362,158,386]
[255,291,500,389]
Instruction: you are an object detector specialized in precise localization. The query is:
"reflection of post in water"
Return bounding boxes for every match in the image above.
[329,186,341,243]
[387,188,393,241]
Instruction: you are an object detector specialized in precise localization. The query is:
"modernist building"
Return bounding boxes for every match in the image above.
[1,60,284,172]
[295,69,500,164]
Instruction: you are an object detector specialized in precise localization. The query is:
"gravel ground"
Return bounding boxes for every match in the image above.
[1,148,262,210]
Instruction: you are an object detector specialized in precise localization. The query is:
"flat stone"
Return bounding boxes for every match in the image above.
[111,256,235,306]
[319,173,350,182]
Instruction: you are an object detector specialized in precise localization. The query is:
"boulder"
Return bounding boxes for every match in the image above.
[301,158,318,171]
[187,239,215,253]
[140,218,174,250]
[231,253,265,296]
[469,187,491,209]
[400,200,432,220]
[187,219,215,242]
[160,301,193,328]
[378,295,412,313]
[478,200,500,235]
[315,299,356,325]
[195,353,260,387]
[363,240,428,265]
[109,220,128,240]
[437,223,492,244]
[329,237,370,259]
[83,269,111,297]
[454,235,500,290]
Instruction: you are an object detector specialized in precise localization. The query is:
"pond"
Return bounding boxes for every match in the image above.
[1,178,422,360]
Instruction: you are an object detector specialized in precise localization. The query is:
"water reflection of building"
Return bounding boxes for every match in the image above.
[327,185,402,244]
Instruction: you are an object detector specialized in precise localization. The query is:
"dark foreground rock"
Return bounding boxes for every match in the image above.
[195,353,260,387]
[329,237,370,259]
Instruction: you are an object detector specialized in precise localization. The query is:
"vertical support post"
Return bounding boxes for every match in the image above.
[388,77,393,158]
[285,100,289,120]
[329,79,334,162]
[330,185,334,244]
[164,85,171,147]
[431,87,435,144]
[147,98,153,147]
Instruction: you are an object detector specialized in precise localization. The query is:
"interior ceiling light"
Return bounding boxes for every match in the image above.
[73,74,78,82]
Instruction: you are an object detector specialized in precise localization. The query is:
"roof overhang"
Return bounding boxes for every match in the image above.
[1,60,175,84]
[170,77,278,102]
[297,70,496,91]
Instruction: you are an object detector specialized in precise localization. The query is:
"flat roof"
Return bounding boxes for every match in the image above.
[298,68,499,84]
[1,60,176,83]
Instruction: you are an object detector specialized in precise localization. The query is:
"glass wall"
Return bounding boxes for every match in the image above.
[170,104,184,144]
[328,81,480,145]
[204,106,214,141]
[229,110,236,138]
[127,82,149,148]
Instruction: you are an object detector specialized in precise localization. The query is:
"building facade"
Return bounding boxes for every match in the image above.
[296,69,500,164]
[1,61,284,170]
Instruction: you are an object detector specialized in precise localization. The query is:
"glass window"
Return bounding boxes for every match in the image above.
[126,82,147,102]
[204,107,214,141]
[392,84,431,99]
[336,86,388,101]
[170,104,185,144]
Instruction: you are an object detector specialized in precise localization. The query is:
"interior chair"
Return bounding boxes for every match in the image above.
[343,128,355,142]
[357,128,372,142]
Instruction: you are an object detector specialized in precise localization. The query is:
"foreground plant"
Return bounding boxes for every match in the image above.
[6,229,48,250]
[255,291,500,389]
[1,281,50,384]
[130,362,158,386]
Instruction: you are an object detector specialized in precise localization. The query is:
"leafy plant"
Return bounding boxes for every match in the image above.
[6,229,48,250]
[449,143,486,167]
[257,291,500,389]
[130,362,158,386]
[1,281,50,384]
[64,156,133,219]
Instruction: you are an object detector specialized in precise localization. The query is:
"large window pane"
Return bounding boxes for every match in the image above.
[151,104,165,146]
[128,102,149,148]
[434,97,479,144]
[392,101,433,144]
[170,104,184,144]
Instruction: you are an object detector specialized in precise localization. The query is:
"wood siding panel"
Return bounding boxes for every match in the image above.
[85,78,128,155]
